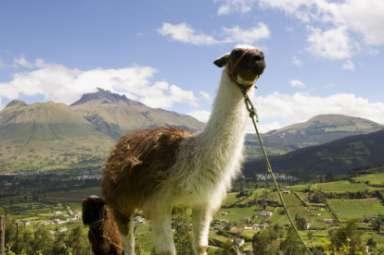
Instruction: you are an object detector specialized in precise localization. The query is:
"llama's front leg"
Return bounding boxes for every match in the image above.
[114,211,135,255]
[192,207,213,255]
[150,208,176,255]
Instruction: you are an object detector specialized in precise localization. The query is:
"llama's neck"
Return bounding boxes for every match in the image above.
[197,69,252,166]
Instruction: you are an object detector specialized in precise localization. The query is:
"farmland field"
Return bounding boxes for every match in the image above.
[2,170,384,254]
[311,180,371,193]
[327,198,384,221]
[353,172,384,186]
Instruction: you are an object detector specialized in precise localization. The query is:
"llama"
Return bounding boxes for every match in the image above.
[102,45,266,255]
[82,195,124,255]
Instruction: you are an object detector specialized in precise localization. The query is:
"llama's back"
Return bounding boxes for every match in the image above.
[102,127,191,215]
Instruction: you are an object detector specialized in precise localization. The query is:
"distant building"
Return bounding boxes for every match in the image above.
[259,210,273,217]
[233,238,245,247]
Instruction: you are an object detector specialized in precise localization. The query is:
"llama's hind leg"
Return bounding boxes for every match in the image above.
[114,211,135,255]
[191,207,214,255]
[149,207,175,255]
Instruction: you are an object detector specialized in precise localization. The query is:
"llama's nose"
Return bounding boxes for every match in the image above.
[250,51,265,74]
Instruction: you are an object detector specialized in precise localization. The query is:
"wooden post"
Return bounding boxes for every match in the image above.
[0,215,5,255]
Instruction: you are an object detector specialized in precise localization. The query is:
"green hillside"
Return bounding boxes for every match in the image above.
[245,114,383,159]
[0,89,204,173]
[71,88,204,138]
[0,100,114,172]
[244,129,384,180]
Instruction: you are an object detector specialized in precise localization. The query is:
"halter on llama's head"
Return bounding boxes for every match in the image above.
[214,45,266,90]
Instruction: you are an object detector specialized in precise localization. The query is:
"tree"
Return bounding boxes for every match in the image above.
[295,214,309,230]
[279,227,306,255]
[173,210,194,255]
[252,225,282,255]
[308,191,327,204]
[51,231,71,255]
[328,220,365,255]
[366,238,377,254]
[307,231,314,246]
[66,225,91,255]
[371,214,384,233]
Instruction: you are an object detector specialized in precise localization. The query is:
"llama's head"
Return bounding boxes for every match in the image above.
[82,195,106,225]
[214,45,265,89]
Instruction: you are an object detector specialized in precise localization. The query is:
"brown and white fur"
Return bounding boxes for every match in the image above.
[82,195,124,255]
[102,46,266,255]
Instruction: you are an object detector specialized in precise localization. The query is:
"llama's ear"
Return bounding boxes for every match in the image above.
[214,54,230,68]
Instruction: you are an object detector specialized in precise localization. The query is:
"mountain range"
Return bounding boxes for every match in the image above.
[0,89,383,178]
[245,114,383,158]
[0,89,203,173]
[244,129,384,180]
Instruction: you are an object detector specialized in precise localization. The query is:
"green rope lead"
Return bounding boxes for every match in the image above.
[240,89,313,255]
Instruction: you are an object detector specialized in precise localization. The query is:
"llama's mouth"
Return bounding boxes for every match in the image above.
[236,74,260,87]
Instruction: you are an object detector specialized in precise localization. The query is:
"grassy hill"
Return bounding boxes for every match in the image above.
[71,88,204,138]
[0,100,114,172]
[0,89,204,173]
[244,129,384,180]
[245,114,383,159]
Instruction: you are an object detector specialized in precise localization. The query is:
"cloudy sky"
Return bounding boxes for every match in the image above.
[0,0,383,131]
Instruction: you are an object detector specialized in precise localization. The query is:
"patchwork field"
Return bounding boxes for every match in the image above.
[353,172,384,186]
[327,198,384,221]
[2,171,384,253]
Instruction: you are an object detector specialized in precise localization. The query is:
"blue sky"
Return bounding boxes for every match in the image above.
[0,0,383,131]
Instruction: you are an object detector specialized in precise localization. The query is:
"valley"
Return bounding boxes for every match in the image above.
[1,167,384,254]
[1,90,384,254]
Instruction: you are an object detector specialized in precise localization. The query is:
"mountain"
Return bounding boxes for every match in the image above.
[245,114,383,158]
[243,129,384,180]
[0,100,115,172]
[71,88,204,138]
[0,89,204,173]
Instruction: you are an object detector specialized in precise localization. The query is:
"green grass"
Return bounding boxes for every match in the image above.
[311,180,372,193]
[354,172,384,186]
[328,198,384,221]
[289,184,311,192]
[217,206,257,223]
[223,192,239,206]
[301,230,330,248]
[44,187,101,202]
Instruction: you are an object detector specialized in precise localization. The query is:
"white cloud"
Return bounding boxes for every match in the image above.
[342,60,355,71]
[307,26,357,60]
[0,59,198,110]
[259,0,384,46]
[329,0,384,46]
[214,0,384,62]
[223,23,271,44]
[158,22,270,46]
[289,79,306,89]
[13,57,47,69]
[189,91,384,133]
[215,0,257,15]
[199,91,211,101]
[291,56,302,66]
[158,22,218,45]
[189,110,211,122]
[253,92,384,132]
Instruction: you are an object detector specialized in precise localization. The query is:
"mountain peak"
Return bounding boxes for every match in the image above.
[5,99,27,108]
[71,88,142,106]
[310,114,357,122]
[308,114,381,126]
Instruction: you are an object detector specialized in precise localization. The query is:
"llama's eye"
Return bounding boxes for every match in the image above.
[232,49,242,57]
